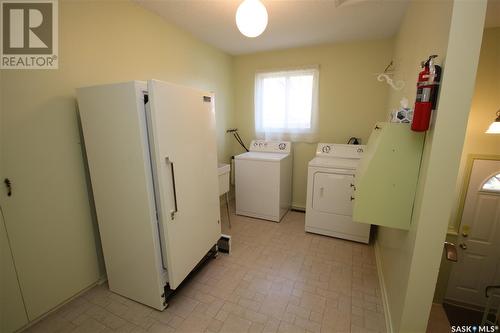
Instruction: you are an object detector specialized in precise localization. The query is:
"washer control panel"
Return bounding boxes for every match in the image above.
[249,140,292,153]
[316,143,365,159]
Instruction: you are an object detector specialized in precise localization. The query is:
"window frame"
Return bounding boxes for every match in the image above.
[254,67,319,142]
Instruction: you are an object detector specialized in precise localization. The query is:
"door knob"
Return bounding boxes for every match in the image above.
[4,178,11,196]
[350,196,355,201]
[459,243,467,250]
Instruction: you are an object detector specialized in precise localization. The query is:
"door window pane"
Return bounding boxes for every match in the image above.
[481,174,500,193]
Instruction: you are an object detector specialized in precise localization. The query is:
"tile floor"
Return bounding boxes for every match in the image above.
[426,304,451,333]
[25,209,386,333]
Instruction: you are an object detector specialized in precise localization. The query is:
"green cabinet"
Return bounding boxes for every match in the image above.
[1,214,28,333]
[353,122,425,230]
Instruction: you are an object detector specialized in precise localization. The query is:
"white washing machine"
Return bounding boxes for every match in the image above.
[235,140,292,222]
[305,143,371,243]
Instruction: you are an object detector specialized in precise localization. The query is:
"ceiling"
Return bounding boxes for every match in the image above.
[135,0,410,55]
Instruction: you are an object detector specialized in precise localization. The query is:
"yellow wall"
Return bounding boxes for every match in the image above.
[233,40,393,208]
[374,0,487,332]
[0,0,233,323]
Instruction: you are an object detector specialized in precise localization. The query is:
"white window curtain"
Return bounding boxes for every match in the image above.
[254,67,319,143]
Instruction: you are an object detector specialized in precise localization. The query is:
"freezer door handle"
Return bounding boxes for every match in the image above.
[166,157,178,220]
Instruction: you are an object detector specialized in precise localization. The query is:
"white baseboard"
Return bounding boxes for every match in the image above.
[374,240,393,333]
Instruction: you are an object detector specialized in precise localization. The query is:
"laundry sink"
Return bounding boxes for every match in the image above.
[218,163,230,196]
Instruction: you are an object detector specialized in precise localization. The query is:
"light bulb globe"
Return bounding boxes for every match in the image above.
[236,0,268,38]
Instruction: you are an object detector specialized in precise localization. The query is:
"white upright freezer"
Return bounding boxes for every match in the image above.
[77,80,221,310]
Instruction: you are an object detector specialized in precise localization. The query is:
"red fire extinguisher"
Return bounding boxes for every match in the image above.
[411,55,442,132]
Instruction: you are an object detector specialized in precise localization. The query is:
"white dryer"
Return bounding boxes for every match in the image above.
[305,143,371,243]
[235,140,292,222]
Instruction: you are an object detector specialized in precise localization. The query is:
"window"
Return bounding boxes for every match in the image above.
[481,173,500,193]
[254,67,319,142]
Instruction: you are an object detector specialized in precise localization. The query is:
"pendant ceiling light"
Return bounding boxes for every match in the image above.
[236,0,268,38]
[485,110,500,134]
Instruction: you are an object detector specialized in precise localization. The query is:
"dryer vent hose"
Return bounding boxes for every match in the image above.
[227,128,249,152]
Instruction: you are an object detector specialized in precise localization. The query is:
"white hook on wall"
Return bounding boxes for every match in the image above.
[377,73,405,91]
[376,60,405,91]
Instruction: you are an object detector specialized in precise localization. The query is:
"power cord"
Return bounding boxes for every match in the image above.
[347,137,361,145]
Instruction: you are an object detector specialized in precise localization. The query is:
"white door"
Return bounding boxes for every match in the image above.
[147,80,220,290]
[312,172,354,216]
[446,159,500,307]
